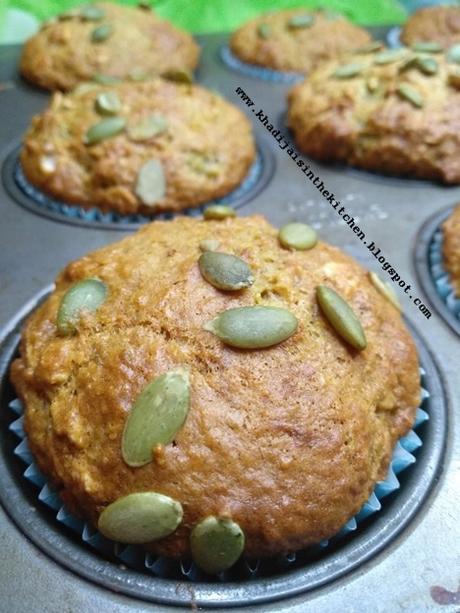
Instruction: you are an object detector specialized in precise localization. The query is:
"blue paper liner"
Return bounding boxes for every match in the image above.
[428,228,460,322]
[13,149,264,226]
[220,45,304,84]
[386,26,402,49]
[9,372,428,581]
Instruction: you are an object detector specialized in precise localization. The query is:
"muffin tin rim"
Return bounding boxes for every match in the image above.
[0,286,448,608]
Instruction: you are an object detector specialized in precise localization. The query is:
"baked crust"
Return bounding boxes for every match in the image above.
[20,2,200,91]
[443,204,460,296]
[20,80,256,215]
[11,215,420,558]
[287,49,460,183]
[401,5,460,48]
[230,9,371,74]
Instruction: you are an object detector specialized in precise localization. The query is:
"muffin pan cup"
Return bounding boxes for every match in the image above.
[220,45,304,83]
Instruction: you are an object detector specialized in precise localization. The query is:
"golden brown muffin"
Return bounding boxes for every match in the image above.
[20,2,199,91]
[401,5,460,48]
[20,79,256,215]
[11,215,420,561]
[443,204,460,295]
[287,46,460,183]
[230,8,372,74]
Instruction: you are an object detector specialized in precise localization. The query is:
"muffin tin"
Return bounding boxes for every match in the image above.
[0,29,458,613]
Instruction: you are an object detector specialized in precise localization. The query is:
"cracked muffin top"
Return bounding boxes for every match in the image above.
[11,215,420,572]
[20,2,200,91]
[288,45,460,183]
[20,79,256,215]
[401,5,460,49]
[230,8,372,74]
[443,204,460,296]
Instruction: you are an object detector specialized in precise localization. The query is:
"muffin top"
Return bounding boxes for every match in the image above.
[20,2,200,91]
[288,45,460,183]
[443,204,460,296]
[21,79,256,215]
[401,5,460,48]
[11,215,420,566]
[230,8,372,74]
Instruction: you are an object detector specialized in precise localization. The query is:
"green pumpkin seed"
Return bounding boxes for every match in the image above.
[138,0,151,9]
[161,68,194,84]
[203,205,236,220]
[354,41,384,54]
[316,285,366,350]
[397,55,419,73]
[279,222,317,250]
[205,306,298,349]
[411,41,443,53]
[91,23,113,43]
[95,91,122,116]
[199,252,254,291]
[369,272,401,311]
[332,62,364,79]
[396,84,424,108]
[75,82,100,95]
[92,73,121,85]
[135,159,166,207]
[84,117,126,145]
[199,239,220,252]
[190,517,245,574]
[416,56,438,75]
[129,69,150,81]
[80,4,106,21]
[287,14,314,28]
[122,369,190,467]
[447,43,460,63]
[58,9,80,21]
[98,492,183,544]
[57,278,107,335]
[128,114,168,141]
[373,49,406,65]
[257,23,271,39]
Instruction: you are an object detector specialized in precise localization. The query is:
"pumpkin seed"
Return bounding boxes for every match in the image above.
[332,62,364,79]
[80,4,105,21]
[129,69,150,81]
[287,14,314,28]
[204,306,298,349]
[411,41,443,53]
[138,0,151,9]
[447,43,460,63]
[128,114,168,141]
[98,492,183,544]
[91,23,113,43]
[369,272,401,311]
[75,82,100,95]
[279,222,317,250]
[354,41,384,54]
[199,252,254,291]
[95,91,122,116]
[84,117,126,145]
[373,49,406,65]
[161,68,193,84]
[57,278,107,335]
[316,285,366,350]
[396,84,424,108]
[397,55,419,73]
[122,369,190,467]
[448,68,460,88]
[135,159,166,207]
[92,73,121,85]
[203,205,236,220]
[257,23,271,39]
[199,239,220,252]
[417,56,438,75]
[58,9,80,21]
[190,517,245,574]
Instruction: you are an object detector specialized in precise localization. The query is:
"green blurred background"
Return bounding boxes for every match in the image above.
[0,0,443,44]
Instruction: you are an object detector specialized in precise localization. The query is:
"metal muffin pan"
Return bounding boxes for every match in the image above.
[0,30,458,613]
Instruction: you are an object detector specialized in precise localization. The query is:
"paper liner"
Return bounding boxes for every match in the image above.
[9,372,428,581]
[13,150,264,225]
[429,229,460,321]
[386,26,402,49]
[220,45,304,83]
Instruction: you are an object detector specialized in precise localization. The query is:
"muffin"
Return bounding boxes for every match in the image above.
[401,5,460,49]
[20,79,256,215]
[287,46,460,183]
[11,215,420,571]
[442,204,460,295]
[20,2,199,91]
[230,8,372,74]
